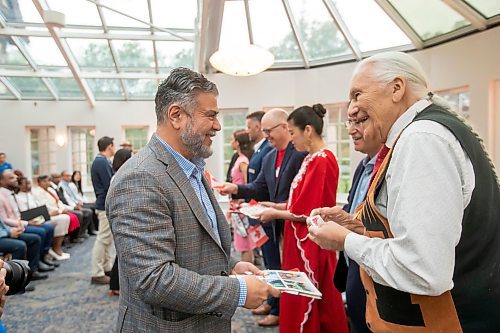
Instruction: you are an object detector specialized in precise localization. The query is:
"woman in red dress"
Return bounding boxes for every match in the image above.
[256,104,348,333]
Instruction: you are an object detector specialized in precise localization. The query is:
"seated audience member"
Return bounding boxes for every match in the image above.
[71,171,98,235]
[0,171,56,272]
[50,173,89,242]
[16,177,61,268]
[59,171,93,237]
[32,175,73,260]
[108,148,133,296]
[0,154,12,174]
[0,213,45,280]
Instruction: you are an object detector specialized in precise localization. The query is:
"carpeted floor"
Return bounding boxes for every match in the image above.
[2,237,278,333]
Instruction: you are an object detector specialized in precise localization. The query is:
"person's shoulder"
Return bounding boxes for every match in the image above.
[403,120,459,146]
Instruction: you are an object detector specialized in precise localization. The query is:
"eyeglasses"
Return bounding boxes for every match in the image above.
[262,123,283,135]
[345,116,369,129]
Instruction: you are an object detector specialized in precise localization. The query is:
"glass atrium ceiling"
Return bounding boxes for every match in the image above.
[0,0,499,105]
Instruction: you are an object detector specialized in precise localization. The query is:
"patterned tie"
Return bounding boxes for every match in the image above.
[370,145,390,185]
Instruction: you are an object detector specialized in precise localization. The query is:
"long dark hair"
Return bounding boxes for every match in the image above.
[71,171,83,195]
[288,103,327,135]
[112,148,133,172]
[233,130,253,160]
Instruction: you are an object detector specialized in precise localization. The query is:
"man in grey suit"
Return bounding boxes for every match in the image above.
[107,67,279,332]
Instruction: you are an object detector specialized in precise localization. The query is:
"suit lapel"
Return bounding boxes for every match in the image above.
[268,149,277,196]
[147,136,226,254]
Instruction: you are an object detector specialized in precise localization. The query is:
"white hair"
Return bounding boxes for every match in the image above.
[355,51,498,185]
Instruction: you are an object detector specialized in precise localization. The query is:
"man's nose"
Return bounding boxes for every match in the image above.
[213,117,222,131]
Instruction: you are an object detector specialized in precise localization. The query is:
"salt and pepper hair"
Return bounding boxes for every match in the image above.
[357,51,498,185]
[155,67,219,124]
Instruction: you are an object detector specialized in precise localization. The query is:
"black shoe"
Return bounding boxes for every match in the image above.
[38,261,55,272]
[70,237,84,244]
[43,257,60,267]
[31,271,49,281]
[88,231,97,236]
[104,271,111,277]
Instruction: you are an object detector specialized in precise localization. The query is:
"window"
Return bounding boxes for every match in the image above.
[70,127,95,188]
[29,127,56,177]
[221,109,248,176]
[324,103,351,194]
[436,87,470,119]
[124,126,149,150]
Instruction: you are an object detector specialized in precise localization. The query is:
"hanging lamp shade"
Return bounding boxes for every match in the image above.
[209,44,274,76]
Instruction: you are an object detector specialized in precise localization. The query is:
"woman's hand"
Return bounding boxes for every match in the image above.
[255,208,279,223]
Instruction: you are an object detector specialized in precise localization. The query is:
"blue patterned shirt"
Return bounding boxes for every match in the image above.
[155,135,247,306]
[349,155,377,215]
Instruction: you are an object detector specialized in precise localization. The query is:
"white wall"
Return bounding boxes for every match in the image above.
[1,27,499,180]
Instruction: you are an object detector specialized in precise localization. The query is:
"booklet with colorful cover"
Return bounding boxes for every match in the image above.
[257,270,322,299]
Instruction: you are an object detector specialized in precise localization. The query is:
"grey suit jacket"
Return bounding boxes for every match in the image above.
[106,135,240,332]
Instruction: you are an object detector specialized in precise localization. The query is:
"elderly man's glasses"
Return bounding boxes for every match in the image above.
[262,123,283,135]
[345,116,369,129]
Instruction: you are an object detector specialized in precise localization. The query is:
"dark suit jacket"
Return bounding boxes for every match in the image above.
[247,139,273,184]
[107,135,240,332]
[340,157,371,333]
[235,141,307,240]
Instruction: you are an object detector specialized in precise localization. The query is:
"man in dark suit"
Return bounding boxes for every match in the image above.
[107,68,279,332]
[245,111,273,184]
[220,108,307,327]
[341,105,382,333]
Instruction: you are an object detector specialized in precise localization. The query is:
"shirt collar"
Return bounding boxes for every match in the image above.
[253,138,266,151]
[386,99,431,148]
[155,134,205,179]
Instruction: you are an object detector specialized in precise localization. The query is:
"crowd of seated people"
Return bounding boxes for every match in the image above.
[0,168,98,292]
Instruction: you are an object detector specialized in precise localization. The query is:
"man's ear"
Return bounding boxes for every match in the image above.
[392,77,406,103]
[168,104,184,130]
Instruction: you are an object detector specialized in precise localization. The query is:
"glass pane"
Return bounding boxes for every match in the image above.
[0,0,43,23]
[333,0,411,52]
[18,37,66,66]
[288,0,351,60]
[46,0,102,26]
[87,78,124,99]
[70,127,95,187]
[66,38,115,69]
[221,110,247,175]
[100,0,150,28]
[113,40,154,71]
[30,127,56,177]
[249,0,302,62]
[124,79,157,99]
[0,80,14,98]
[388,0,470,40]
[219,0,250,50]
[7,77,51,98]
[155,41,194,69]
[151,0,197,29]
[124,127,149,149]
[464,0,500,18]
[0,39,29,66]
[50,77,84,98]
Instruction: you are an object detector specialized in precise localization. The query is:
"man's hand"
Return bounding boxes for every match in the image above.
[232,261,262,276]
[308,222,351,251]
[9,228,22,238]
[28,220,39,226]
[242,275,280,309]
[310,206,365,235]
[217,182,238,196]
[254,208,278,223]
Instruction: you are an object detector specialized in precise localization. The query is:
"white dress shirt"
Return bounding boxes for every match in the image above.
[345,100,475,296]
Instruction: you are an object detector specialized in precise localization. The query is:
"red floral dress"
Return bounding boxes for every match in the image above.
[280,149,348,333]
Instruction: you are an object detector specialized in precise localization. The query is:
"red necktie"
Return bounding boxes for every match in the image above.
[370,145,390,185]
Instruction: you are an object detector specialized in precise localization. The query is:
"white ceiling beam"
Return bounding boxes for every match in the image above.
[200,0,225,74]
[243,0,254,44]
[85,0,191,42]
[0,27,192,41]
[0,69,167,80]
[373,0,424,49]
[41,77,59,100]
[322,0,361,60]
[442,0,487,30]
[281,0,310,68]
[0,77,22,99]
[147,0,159,74]
[32,0,95,107]
[95,1,128,100]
